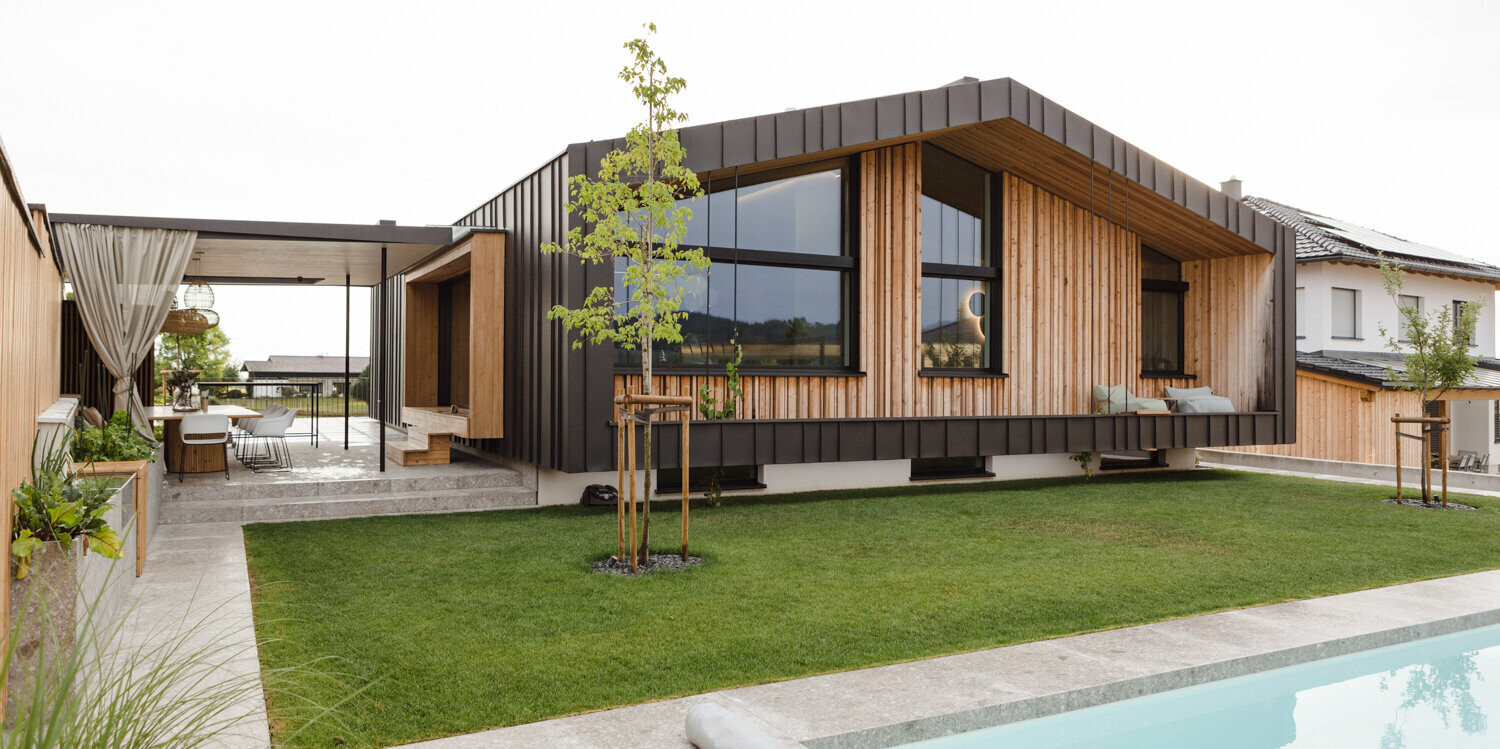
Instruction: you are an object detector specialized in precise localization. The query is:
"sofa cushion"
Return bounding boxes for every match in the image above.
[1127,397,1170,412]
[1175,395,1236,414]
[1164,385,1214,400]
[1093,384,1128,414]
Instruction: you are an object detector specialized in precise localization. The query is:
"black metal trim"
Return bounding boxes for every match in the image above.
[1140,371,1196,379]
[702,246,853,270]
[919,262,999,280]
[919,370,1008,378]
[615,365,866,378]
[48,213,456,246]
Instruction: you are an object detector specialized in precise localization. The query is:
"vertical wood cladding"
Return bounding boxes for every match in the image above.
[628,153,1276,421]
[3,203,63,646]
[1231,373,1421,466]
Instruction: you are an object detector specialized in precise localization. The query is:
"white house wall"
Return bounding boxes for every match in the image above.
[1296,262,1496,357]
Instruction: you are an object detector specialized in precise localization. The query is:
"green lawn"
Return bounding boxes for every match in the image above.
[243,470,1500,747]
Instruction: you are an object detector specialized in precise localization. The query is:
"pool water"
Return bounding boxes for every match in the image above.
[905,624,1500,748]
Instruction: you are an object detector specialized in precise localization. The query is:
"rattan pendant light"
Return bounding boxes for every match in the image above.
[159,257,221,335]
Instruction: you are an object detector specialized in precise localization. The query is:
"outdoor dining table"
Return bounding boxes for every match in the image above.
[145,405,261,474]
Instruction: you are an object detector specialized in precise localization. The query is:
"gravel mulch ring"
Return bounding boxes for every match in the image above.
[592,554,704,575]
[1384,498,1477,511]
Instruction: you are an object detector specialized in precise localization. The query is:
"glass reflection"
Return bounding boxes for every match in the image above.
[921,277,988,368]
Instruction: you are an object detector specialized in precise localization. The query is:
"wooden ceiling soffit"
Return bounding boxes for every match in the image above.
[930,121,1267,262]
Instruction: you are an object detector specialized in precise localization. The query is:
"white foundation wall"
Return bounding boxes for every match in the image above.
[536,448,1198,506]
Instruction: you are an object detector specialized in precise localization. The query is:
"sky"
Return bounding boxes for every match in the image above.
[3,0,1497,363]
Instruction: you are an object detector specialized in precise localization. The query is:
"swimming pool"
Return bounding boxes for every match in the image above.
[904,623,1500,748]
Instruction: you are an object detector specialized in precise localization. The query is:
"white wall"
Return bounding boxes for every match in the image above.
[536,449,1197,505]
[1297,262,1495,356]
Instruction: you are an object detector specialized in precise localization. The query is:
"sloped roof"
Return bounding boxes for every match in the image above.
[1245,197,1500,283]
[1298,350,1500,390]
[242,355,369,376]
[558,77,1293,260]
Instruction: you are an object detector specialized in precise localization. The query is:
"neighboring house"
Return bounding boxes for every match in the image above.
[373,77,1299,503]
[1231,187,1500,469]
[242,354,370,382]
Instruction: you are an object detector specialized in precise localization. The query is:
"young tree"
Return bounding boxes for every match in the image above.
[156,328,237,381]
[1377,255,1484,503]
[542,24,706,565]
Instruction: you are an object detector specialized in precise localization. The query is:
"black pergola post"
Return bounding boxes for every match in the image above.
[344,272,351,450]
[378,247,387,472]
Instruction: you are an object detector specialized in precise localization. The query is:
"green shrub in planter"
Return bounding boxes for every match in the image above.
[12,431,123,580]
[71,409,159,464]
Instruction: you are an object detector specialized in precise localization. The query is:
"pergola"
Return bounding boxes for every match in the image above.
[49,212,464,471]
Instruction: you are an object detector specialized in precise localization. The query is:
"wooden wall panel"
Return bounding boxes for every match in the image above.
[1233,374,1422,466]
[2,200,63,666]
[619,152,1274,423]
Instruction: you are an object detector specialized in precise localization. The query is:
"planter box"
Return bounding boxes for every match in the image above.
[7,540,82,707]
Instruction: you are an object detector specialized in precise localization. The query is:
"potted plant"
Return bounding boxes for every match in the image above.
[163,368,200,411]
[10,430,124,699]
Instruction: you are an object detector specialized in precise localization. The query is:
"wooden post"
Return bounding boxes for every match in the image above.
[1394,413,1402,500]
[1441,419,1450,508]
[681,409,690,562]
[626,412,638,573]
[616,409,626,564]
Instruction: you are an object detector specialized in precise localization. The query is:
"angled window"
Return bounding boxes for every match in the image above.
[616,159,852,369]
[1331,288,1359,339]
[1397,294,1422,343]
[919,144,997,371]
[1141,246,1186,375]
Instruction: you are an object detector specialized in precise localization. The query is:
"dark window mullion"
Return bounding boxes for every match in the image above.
[921,262,999,280]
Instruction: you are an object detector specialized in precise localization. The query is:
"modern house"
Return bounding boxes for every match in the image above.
[373,77,1299,503]
[242,355,370,383]
[1225,187,1500,470]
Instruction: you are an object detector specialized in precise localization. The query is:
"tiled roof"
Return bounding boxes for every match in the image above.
[242,355,369,376]
[1298,350,1500,390]
[1245,197,1500,284]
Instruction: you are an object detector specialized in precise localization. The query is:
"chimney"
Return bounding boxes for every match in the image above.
[1220,177,1243,200]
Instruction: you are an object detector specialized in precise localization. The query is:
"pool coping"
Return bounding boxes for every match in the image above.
[404,569,1500,748]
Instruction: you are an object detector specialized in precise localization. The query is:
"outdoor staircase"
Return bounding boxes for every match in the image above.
[385,427,452,466]
[159,465,535,524]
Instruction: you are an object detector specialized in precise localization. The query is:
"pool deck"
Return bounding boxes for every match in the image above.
[404,568,1500,748]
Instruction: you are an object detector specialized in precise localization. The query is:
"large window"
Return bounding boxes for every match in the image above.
[615,160,851,369]
[1331,288,1359,339]
[1141,246,1186,376]
[920,144,996,371]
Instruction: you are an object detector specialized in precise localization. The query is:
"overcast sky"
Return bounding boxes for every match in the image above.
[3,0,1497,363]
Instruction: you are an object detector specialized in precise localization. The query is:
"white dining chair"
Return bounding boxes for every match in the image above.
[178,413,232,483]
[243,408,298,472]
[235,403,285,460]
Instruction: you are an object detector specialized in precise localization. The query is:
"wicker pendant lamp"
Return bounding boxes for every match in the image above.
[160,257,221,335]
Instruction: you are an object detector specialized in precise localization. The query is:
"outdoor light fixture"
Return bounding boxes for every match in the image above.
[160,258,221,335]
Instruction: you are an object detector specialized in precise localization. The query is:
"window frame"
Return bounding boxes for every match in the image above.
[1330,287,1361,340]
[1453,300,1478,348]
[1295,286,1306,340]
[1140,246,1188,378]
[612,157,857,374]
[918,145,1003,376]
[1397,294,1422,343]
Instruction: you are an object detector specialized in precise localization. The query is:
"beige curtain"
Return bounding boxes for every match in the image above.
[54,224,197,438]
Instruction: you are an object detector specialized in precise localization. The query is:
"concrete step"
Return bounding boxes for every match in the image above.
[159,485,538,525]
[162,465,523,503]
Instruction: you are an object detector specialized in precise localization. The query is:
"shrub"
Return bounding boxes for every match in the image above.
[72,410,160,464]
[13,431,123,579]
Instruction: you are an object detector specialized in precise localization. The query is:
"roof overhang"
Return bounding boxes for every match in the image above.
[48,213,463,286]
